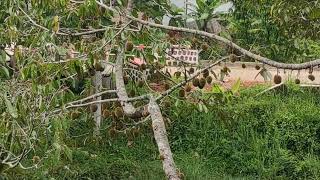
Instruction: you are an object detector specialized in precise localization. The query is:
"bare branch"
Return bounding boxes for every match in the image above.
[68,90,117,105]
[256,82,285,96]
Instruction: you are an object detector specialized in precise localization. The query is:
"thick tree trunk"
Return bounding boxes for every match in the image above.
[148,96,180,180]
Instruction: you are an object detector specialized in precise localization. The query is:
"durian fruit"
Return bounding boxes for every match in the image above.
[308,74,315,81]
[95,63,104,72]
[114,107,124,118]
[32,156,40,164]
[192,78,200,87]
[203,69,209,78]
[206,76,213,84]
[189,67,195,74]
[295,78,301,84]
[169,37,176,44]
[201,43,209,51]
[140,64,147,70]
[163,100,171,108]
[142,14,148,21]
[191,37,198,45]
[83,71,90,78]
[168,30,176,38]
[229,54,237,63]
[129,89,136,97]
[175,71,181,78]
[126,130,134,142]
[108,128,117,138]
[103,109,110,118]
[222,66,230,73]
[114,101,121,108]
[137,80,144,87]
[199,78,206,89]
[242,64,246,69]
[132,127,140,137]
[255,65,261,70]
[164,83,170,90]
[179,89,185,97]
[89,68,95,76]
[125,41,134,51]
[185,85,192,92]
[273,74,282,84]
[90,104,98,112]
[123,76,129,85]
[70,111,80,120]
[102,103,107,111]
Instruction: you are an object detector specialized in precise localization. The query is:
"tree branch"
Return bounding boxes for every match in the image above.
[156,56,229,101]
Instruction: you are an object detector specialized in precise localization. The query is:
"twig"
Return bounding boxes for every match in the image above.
[68,90,117,105]
[256,82,285,96]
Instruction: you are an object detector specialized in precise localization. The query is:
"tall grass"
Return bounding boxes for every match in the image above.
[8,85,320,179]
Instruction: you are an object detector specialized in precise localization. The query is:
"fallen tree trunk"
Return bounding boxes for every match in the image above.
[148,96,180,180]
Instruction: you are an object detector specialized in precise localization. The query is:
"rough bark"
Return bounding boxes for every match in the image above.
[148,96,180,180]
[92,70,102,135]
[115,48,137,116]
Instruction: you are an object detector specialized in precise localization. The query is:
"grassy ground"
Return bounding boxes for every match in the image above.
[4,84,320,179]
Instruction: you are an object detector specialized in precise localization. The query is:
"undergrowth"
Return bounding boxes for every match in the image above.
[5,84,320,179]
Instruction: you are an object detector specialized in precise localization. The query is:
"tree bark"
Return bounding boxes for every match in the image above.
[115,48,138,116]
[148,96,180,180]
[93,70,102,135]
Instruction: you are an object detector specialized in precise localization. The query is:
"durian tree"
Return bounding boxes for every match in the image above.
[0,0,319,179]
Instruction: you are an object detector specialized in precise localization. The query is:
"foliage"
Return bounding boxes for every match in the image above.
[190,0,221,31]
[229,0,320,63]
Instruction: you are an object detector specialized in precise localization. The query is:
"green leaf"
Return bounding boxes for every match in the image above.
[0,50,7,64]
[198,103,203,112]
[202,104,208,113]
[231,78,241,94]
[116,0,123,6]
[174,100,179,107]
[196,0,206,11]
[2,94,18,118]
[63,145,73,161]
[0,66,10,78]
[212,84,224,93]
[200,12,209,20]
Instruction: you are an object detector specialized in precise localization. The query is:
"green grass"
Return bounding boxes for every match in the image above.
[5,84,320,179]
